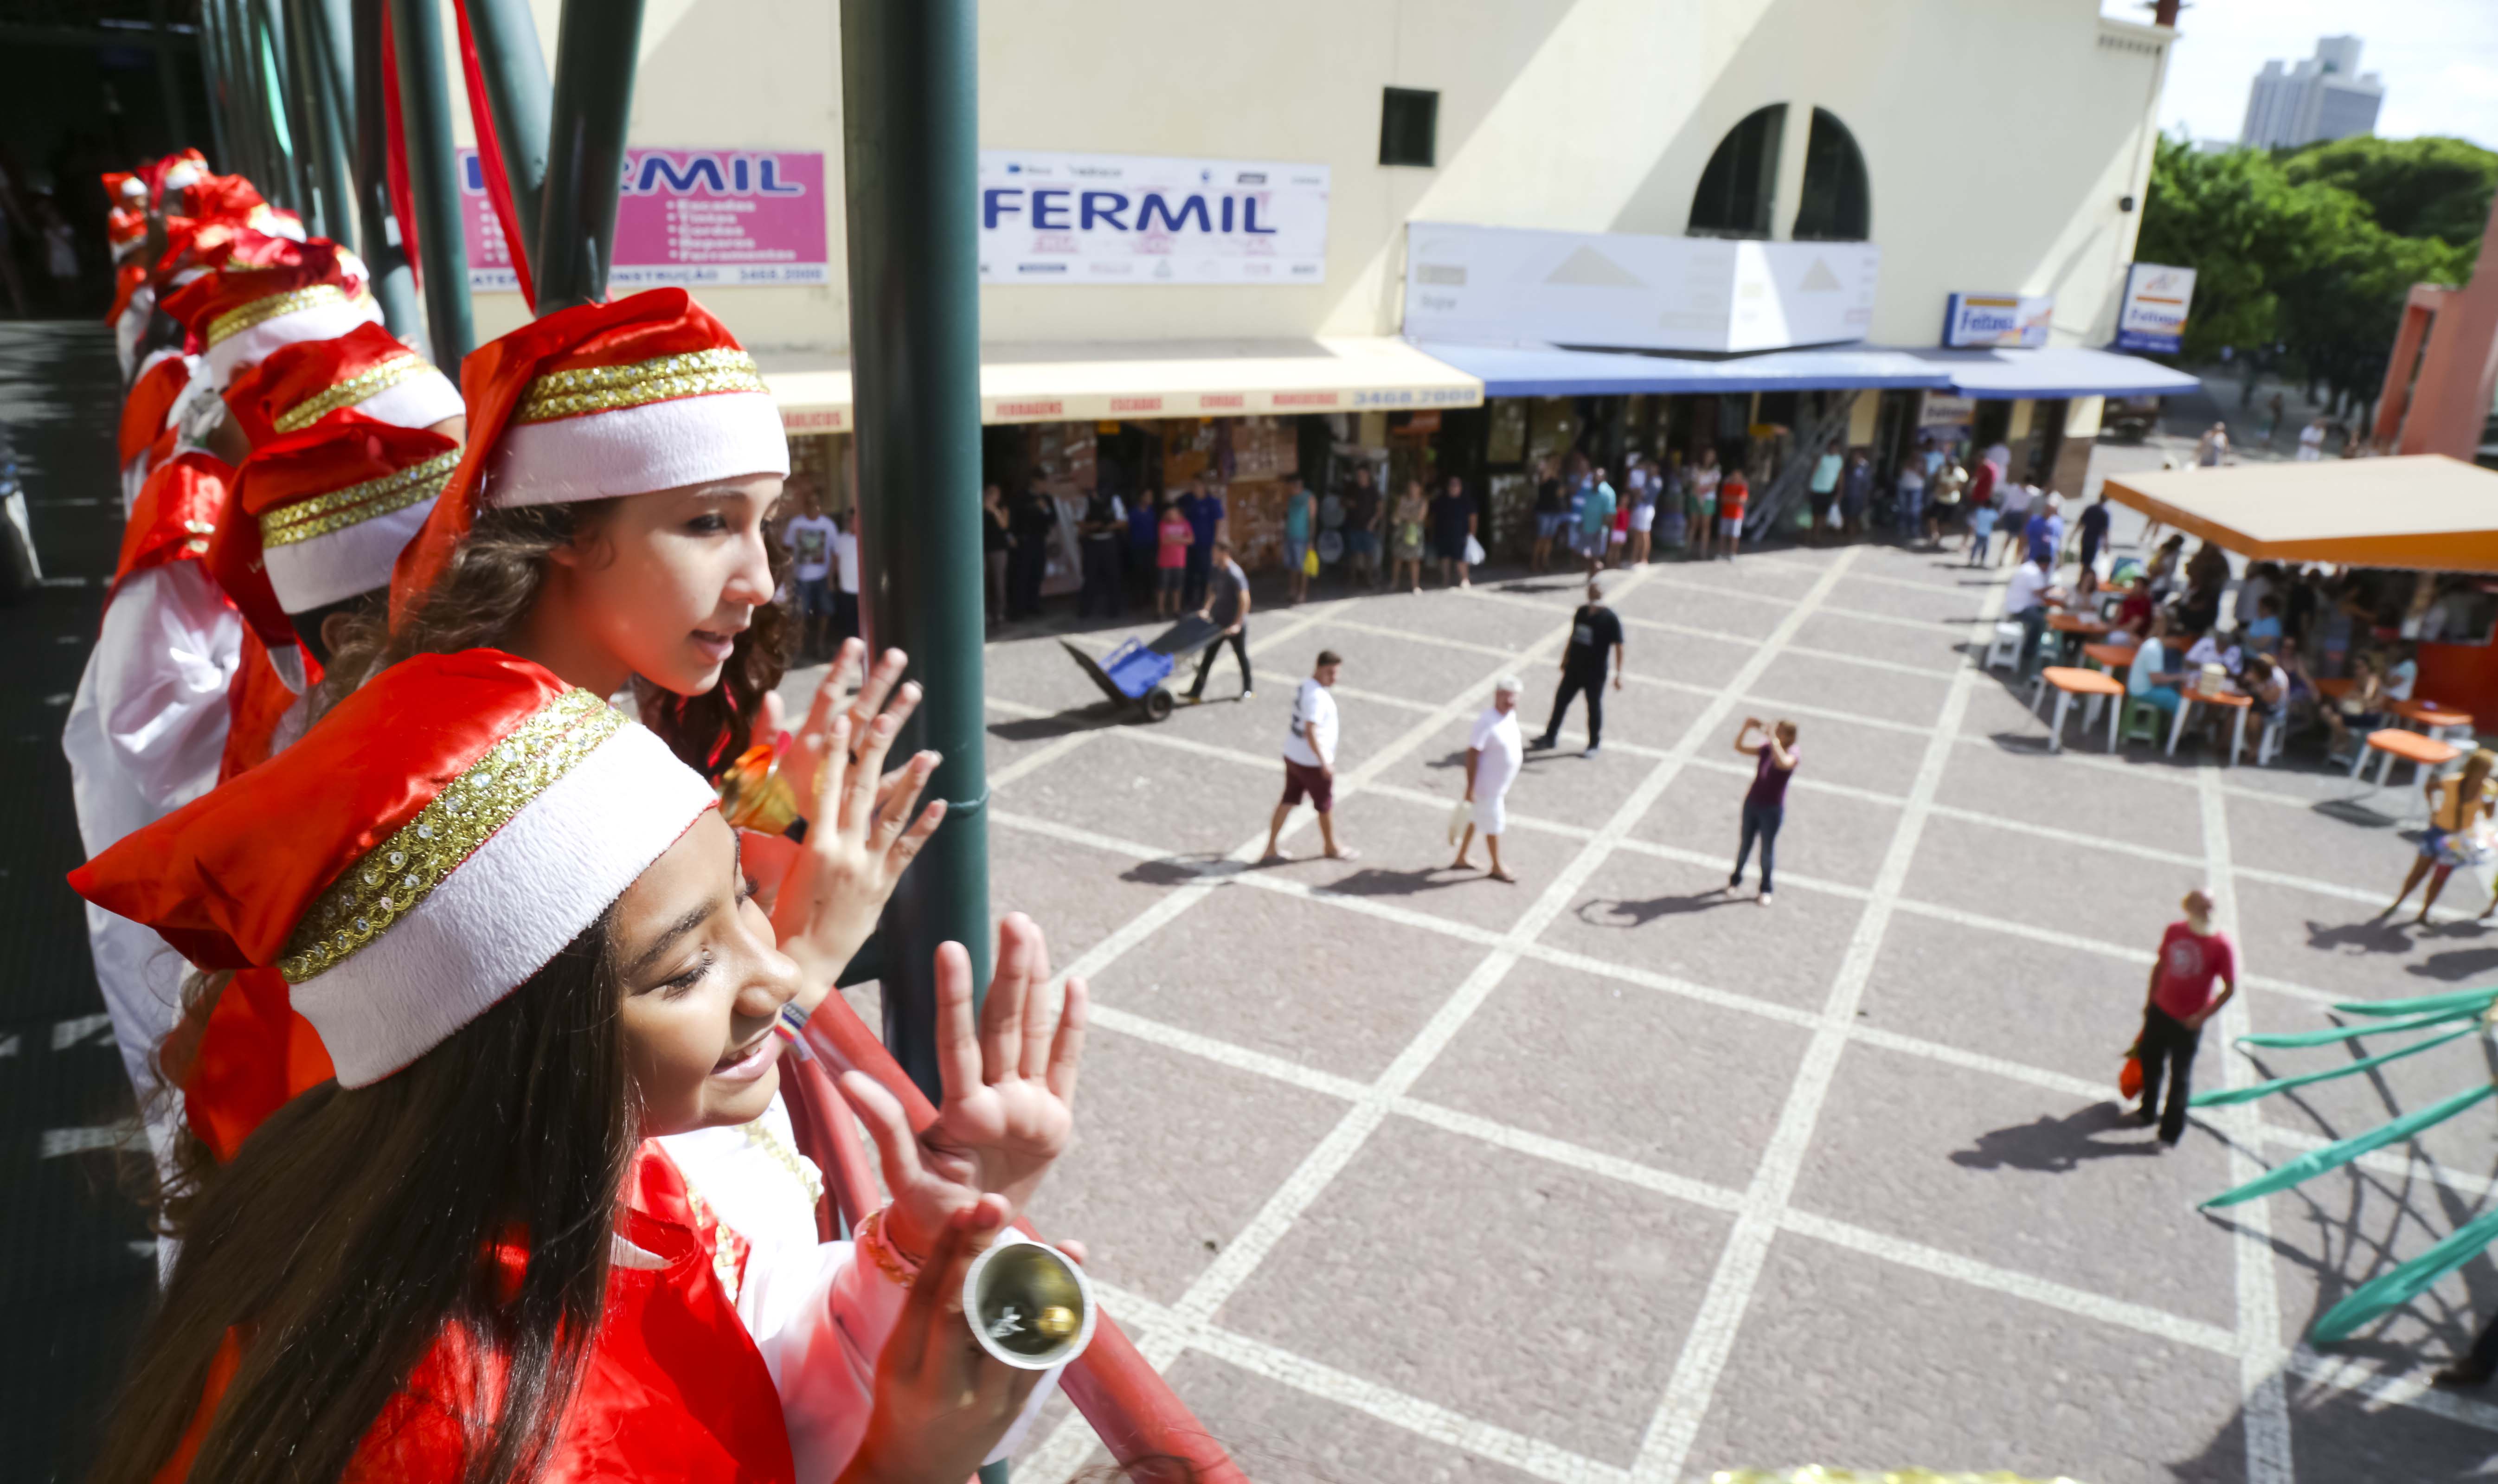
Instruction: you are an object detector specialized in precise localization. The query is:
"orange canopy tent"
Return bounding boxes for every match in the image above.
[2100,454,2498,572]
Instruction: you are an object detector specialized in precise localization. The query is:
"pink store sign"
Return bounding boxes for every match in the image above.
[458,148,830,291]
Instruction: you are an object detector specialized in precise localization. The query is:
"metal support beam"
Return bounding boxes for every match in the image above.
[252,0,311,214]
[192,0,234,170]
[278,0,336,236]
[463,0,552,279]
[349,0,420,345]
[534,0,643,313]
[148,0,196,160]
[841,0,992,1118]
[305,0,361,254]
[386,0,473,364]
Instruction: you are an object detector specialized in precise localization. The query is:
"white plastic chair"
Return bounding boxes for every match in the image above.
[1984,620,2023,674]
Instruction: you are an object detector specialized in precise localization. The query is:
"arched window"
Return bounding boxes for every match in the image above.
[1791,108,1870,241]
[1687,105,1785,239]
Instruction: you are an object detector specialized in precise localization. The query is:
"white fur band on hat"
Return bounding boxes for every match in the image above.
[280,364,465,437]
[203,293,385,390]
[263,497,434,613]
[488,391,790,508]
[287,708,717,1086]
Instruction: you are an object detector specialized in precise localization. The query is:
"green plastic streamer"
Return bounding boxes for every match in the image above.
[2190,1025,2477,1107]
[2332,986,2498,1019]
[2238,1006,2483,1048]
[2202,1084,2498,1208]
[2314,1205,2498,1343]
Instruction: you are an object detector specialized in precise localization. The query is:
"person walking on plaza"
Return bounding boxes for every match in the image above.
[781,480,838,662]
[2196,421,2230,468]
[1433,473,1477,589]
[1283,472,1315,604]
[1183,538,1253,704]
[1389,477,1429,593]
[1894,454,1926,545]
[2379,747,2498,926]
[1263,649,1356,862]
[1453,676,1526,883]
[2076,489,2111,576]
[1077,483,1126,617]
[1964,490,1998,568]
[1154,495,1193,618]
[1689,446,1722,560]
[1727,716,1798,906]
[1928,455,1967,547]
[1716,466,1748,560]
[1993,479,2034,566]
[830,509,862,648]
[1532,578,1625,757]
[2298,413,2328,461]
[2135,888,2238,1146]
[982,482,1011,626]
[1625,453,1660,565]
[1530,456,1566,572]
[2025,492,2066,568]
[1808,438,1843,544]
[1178,473,1226,609]
[1008,480,1056,620]
[1576,464,1617,576]
[1839,446,1873,540]
[1344,462,1384,589]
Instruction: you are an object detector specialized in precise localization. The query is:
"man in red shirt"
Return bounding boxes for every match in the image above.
[2138,889,2237,1145]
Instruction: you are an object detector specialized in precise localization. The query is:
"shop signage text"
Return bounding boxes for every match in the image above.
[1942,292,2053,349]
[2114,263,2196,354]
[460,148,829,291]
[980,150,1329,286]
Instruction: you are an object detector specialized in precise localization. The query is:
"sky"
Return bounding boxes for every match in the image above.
[2103,0,2498,148]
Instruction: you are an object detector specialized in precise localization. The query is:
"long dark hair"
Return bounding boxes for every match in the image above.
[329,499,792,774]
[89,912,633,1484]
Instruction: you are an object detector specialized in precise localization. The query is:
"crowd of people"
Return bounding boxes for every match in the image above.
[65,149,1110,1484]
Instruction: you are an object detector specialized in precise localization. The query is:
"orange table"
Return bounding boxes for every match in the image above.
[2081,642,2138,673]
[2170,684,2254,764]
[2034,666,2126,752]
[2357,726,2459,788]
[2048,613,2111,636]
[2390,697,2474,741]
[2314,676,2354,702]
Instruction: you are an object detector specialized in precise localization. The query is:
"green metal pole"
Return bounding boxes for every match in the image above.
[386,0,473,364]
[193,0,234,171]
[148,0,200,161]
[258,0,316,221]
[841,0,991,1114]
[462,0,552,276]
[305,0,361,254]
[216,0,271,188]
[533,0,642,313]
[280,0,337,236]
[348,0,420,344]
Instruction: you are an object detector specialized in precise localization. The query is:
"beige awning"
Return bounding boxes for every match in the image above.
[2101,455,2498,572]
[760,336,1483,433]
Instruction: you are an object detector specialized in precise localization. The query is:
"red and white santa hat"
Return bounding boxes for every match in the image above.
[69,649,718,1086]
[160,238,381,390]
[395,288,786,608]
[223,321,462,449]
[107,206,148,261]
[140,148,211,209]
[238,417,457,614]
[120,348,193,472]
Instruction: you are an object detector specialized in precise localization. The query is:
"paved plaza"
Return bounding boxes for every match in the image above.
[873,532,2498,1484]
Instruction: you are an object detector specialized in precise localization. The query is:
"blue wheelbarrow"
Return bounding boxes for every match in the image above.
[1060,615,1220,723]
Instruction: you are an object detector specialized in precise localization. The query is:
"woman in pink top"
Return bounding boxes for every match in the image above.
[1154,499,1193,618]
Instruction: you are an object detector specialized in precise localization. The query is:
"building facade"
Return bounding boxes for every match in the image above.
[449,0,2187,565]
[2239,36,2385,150]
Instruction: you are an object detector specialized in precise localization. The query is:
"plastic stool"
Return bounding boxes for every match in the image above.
[2255,713,2286,766]
[2119,695,2167,747]
[1984,621,2023,674]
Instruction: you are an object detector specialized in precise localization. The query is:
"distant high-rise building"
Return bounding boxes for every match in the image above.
[2241,36,2385,149]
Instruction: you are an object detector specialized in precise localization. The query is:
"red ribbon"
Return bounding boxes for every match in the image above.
[450,0,537,310]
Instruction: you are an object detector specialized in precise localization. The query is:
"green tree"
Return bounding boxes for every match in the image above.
[2282,135,2497,247]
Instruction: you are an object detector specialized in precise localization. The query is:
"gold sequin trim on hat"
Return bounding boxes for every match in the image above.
[207,283,350,347]
[274,351,432,434]
[511,348,767,424]
[280,688,623,983]
[259,450,457,548]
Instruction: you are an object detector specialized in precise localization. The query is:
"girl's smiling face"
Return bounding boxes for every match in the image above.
[614,809,802,1137]
[527,472,783,699]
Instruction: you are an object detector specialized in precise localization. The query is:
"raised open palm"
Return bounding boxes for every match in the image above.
[839,913,1087,1262]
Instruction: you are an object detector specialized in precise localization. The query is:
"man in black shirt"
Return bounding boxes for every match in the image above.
[1342,464,1382,590]
[1007,484,1058,620]
[1530,456,1565,573]
[1182,538,1254,703]
[1077,485,1125,617]
[1532,578,1626,755]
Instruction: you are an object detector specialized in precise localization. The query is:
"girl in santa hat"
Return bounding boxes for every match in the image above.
[76,650,1084,1484]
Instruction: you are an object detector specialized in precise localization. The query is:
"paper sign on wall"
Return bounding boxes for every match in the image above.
[2114,263,2196,354]
[980,150,1329,286]
[461,148,830,292]
[1942,292,2053,349]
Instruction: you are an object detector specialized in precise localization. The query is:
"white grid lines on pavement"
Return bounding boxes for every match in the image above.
[1626,556,2004,1484]
[2204,764,2298,1484]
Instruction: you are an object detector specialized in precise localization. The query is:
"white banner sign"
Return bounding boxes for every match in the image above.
[1402,223,1879,354]
[1942,292,2053,349]
[979,150,1329,286]
[2115,263,2196,354]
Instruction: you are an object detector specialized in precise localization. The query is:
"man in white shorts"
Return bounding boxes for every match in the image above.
[1452,675,1525,883]
[1625,454,1659,565]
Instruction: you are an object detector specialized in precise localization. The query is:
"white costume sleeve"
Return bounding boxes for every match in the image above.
[661,1100,1060,1482]
[92,562,244,812]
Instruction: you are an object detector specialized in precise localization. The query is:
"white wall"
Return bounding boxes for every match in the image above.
[468,0,2165,356]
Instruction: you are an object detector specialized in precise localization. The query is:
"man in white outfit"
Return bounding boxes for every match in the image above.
[1454,675,1525,883]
